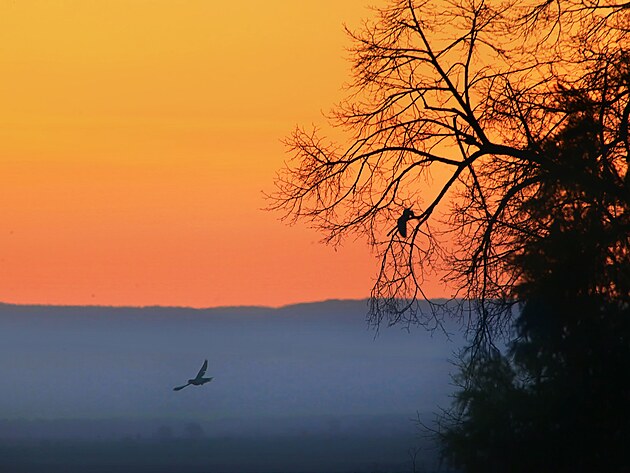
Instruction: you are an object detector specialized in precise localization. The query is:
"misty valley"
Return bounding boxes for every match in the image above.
[0,300,462,472]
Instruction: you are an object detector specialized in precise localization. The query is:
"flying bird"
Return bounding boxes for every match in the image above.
[173,359,213,391]
[397,208,415,238]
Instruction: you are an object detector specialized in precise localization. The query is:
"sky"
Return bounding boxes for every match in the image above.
[0,0,447,308]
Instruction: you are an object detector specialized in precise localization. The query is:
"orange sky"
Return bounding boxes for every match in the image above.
[0,0,448,308]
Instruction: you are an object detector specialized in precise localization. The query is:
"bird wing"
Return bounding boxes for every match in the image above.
[173,383,190,391]
[195,359,208,379]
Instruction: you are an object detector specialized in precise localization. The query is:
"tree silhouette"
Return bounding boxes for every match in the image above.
[271,2,630,468]
[436,92,630,472]
[270,0,630,349]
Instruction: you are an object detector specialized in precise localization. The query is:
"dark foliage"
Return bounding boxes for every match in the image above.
[439,94,630,472]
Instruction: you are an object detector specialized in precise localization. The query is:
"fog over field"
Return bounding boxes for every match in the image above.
[0,300,465,472]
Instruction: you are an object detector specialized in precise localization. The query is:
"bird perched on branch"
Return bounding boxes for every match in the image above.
[173,359,213,391]
[397,208,415,238]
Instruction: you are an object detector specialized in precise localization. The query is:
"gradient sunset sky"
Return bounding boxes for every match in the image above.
[1,0,447,308]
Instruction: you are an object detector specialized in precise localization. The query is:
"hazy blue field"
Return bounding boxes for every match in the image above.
[0,300,463,472]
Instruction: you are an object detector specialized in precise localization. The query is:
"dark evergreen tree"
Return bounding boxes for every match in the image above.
[440,89,630,472]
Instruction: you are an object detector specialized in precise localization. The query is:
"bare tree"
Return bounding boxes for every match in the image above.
[270,0,630,349]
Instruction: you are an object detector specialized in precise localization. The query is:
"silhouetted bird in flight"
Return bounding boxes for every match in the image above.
[173,360,213,391]
[397,208,415,238]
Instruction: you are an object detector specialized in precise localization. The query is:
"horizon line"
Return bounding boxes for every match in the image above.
[0,297,456,312]
[0,297,374,312]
